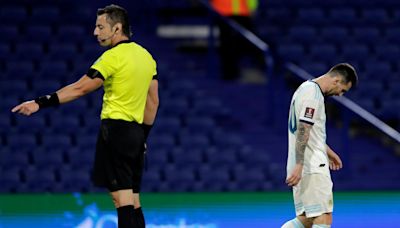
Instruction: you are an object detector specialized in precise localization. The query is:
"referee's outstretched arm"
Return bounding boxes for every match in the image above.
[11,75,103,116]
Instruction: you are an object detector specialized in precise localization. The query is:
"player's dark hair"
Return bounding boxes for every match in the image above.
[97,4,132,37]
[328,63,358,88]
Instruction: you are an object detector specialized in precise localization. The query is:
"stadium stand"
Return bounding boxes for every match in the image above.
[0,0,400,193]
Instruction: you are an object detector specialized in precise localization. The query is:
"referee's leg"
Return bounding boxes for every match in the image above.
[111,190,144,228]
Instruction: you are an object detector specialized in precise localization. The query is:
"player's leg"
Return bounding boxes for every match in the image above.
[302,175,333,228]
[281,216,307,228]
[111,190,135,227]
[311,213,332,228]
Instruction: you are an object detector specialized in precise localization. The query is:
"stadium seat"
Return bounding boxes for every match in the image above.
[41,133,72,150]
[204,147,238,169]
[163,165,196,191]
[384,27,400,43]
[0,80,26,96]
[5,61,35,79]
[184,116,215,134]
[309,44,337,61]
[0,6,27,23]
[233,166,270,191]
[341,44,370,60]
[179,133,210,149]
[38,60,69,79]
[31,6,60,23]
[50,114,80,134]
[329,8,358,25]
[352,27,381,44]
[74,133,97,150]
[14,116,46,133]
[0,169,21,192]
[66,148,95,170]
[287,26,317,43]
[24,25,52,42]
[171,147,203,168]
[198,166,232,191]
[277,44,305,63]
[321,27,350,44]
[32,148,64,169]
[141,169,162,192]
[13,42,44,61]
[374,44,400,61]
[361,9,390,25]
[31,80,61,95]
[148,134,176,151]
[296,8,326,25]
[56,25,85,42]
[47,43,78,60]
[152,116,181,135]
[24,168,57,192]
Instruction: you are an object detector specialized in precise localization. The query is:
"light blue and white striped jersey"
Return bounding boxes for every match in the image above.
[287,80,330,178]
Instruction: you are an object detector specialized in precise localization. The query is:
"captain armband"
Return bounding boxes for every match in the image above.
[34,93,60,108]
[87,68,105,80]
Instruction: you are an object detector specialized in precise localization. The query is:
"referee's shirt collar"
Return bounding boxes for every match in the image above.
[111,39,132,48]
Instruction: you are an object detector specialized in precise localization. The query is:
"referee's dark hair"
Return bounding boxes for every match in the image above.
[328,63,358,88]
[97,4,132,38]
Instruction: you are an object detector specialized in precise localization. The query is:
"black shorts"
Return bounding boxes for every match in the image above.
[92,119,145,192]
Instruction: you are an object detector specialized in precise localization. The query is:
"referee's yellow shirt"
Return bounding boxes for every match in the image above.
[90,40,157,123]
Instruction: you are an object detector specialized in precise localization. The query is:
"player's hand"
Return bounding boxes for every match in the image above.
[286,164,303,187]
[11,100,39,116]
[328,151,342,171]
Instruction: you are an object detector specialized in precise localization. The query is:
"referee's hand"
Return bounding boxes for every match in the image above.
[11,100,39,116]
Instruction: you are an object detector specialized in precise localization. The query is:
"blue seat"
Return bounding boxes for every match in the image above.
[160,97,189,117]
[204,147,237,169]
[171,147,203,167]
[361,9,389,25]
[163,166,196,191]
[184,116,215,134]
[277,44,305,62]
[0,114,12,132]
[0,6,27,23]
[41,133,71,150]
[141,169,162,192]
[31,6,60,23]
[14,116,46,133]
[321,27,350,44]
[0,150,30,169]
[24,25,52,42]
[309,44,337,61]
[50,114,80,134]
[233,167,271,191]
[0,43,10,59]
[31,80,61,95]
[66,148,94,170]
[14,42,44,60]
[329,8,358,25]
[287,26,317,43]
[212,132,244,149]
[198,166,231,191]
[6,61,35,79]
[47,43,78,60]
[0,80,26,96]
[59,169,91,192]
[0,25,19,42]
[32,148,64,169]
[24,168,57,192]
[39,60,69,78]
[374,44,400,61]
[300,62,327,76]
[341,44,369,60]
[75,133,97,150]
[148,134,175,150]
[364,61,392,78]
[352,27,381,44]
[0,169,21,192]
[296,8,326,25]
[385,27,400,43]
[56,25,85,42]
[147,148,169,168]
[179,133,210,149]
[152,116,181,135]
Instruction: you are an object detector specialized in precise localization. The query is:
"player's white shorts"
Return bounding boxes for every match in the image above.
[293,173,333,218]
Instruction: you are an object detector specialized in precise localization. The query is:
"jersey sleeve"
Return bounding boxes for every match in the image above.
[90,50,118,80]
[298,86,321,125]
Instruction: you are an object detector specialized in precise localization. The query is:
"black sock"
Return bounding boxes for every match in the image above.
[135,207,145,228]
[117,205,135,228]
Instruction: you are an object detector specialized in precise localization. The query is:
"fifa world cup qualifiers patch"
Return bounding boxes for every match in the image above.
[304,107,315,119]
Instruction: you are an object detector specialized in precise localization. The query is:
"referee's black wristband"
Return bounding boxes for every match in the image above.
[142,124,153,141]
[34,93,60,108]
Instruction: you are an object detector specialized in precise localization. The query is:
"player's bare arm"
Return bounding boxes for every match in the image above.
[327,145,343,171]
[143,79,159,125]
[12,75,103,116]
[286,122,312,186]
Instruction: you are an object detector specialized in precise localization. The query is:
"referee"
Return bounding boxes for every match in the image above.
[12,4,158,228]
